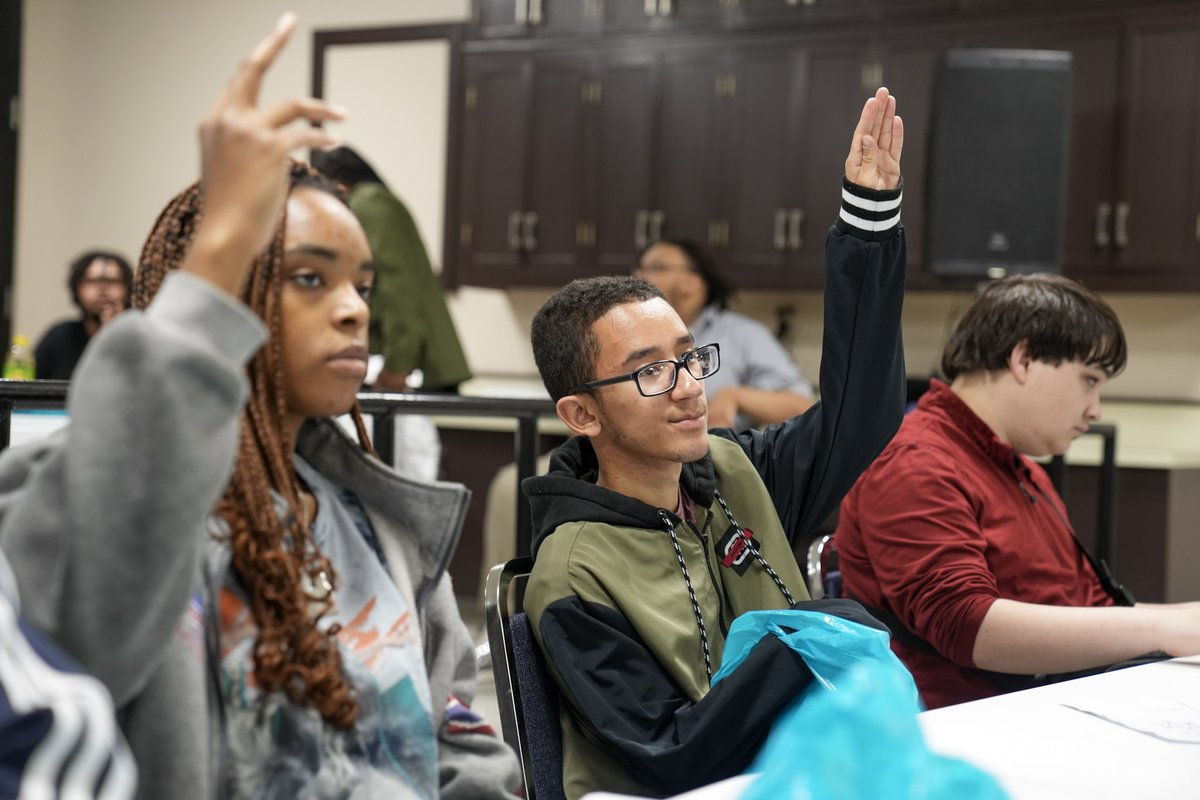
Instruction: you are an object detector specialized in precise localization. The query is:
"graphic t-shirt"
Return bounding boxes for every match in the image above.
[217,456,436,799]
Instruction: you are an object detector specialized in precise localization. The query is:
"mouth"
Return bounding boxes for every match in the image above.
[327,344,369,379]
[669,410,707,428]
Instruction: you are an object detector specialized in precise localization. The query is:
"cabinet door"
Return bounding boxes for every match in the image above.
[792,39,875,272]
[604,0,679,32]
[656,54,728,245]
[458,56,532,286]
[523,56,594,282]
[875,32,949,273]
[743,0,873,24]
[593,53,660,273]
[473,0,530,38]
[1113,15,1200,278]
[1035,25,1122,277]
[722,48,801,283]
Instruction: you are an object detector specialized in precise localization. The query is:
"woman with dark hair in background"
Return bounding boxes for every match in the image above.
[635,238,814,430]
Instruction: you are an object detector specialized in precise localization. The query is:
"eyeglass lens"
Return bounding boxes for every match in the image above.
[636,346,718,396]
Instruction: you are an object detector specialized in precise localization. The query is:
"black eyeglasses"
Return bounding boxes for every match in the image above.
[569,343,720,398]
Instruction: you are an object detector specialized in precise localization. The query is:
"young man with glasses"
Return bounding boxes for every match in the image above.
[522,87,907,799]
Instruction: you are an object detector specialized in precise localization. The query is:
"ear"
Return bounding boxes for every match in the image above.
[556,394,603,438]
[1008,340,1034,385]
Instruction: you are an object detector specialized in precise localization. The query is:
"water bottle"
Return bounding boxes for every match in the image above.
[2,335,36,380]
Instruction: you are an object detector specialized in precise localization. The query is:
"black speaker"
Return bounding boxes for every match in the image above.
[926,49,1072,282]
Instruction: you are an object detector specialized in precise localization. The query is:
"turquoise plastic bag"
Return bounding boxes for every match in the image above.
[714,609,1008,800]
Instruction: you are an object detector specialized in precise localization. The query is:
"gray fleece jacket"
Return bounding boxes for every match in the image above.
[0,273,520,798]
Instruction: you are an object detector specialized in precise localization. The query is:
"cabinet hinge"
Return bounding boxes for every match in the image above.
[715,75,737,98]
[465,85,478,110]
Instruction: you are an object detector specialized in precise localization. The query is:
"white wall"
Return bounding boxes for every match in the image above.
[16,0,469,341]
[17,1,1200,401]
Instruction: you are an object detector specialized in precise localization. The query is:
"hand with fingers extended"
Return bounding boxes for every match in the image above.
[184,12,345,295]
[845,86,903,192]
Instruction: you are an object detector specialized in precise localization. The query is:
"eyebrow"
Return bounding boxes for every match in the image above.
[620,334,695,369]
[285,244,375,272]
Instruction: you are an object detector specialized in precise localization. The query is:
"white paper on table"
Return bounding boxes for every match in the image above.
[1061,695,1200,744]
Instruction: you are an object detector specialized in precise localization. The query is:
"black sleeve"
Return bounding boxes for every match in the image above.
[714,180,907,547]
[538,596,881,795]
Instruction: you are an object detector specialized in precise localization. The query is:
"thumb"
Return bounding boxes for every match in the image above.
[860,134,877,163]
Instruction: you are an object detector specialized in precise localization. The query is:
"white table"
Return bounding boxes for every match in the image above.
[582,656,1200,800]
[918,655,1200,799]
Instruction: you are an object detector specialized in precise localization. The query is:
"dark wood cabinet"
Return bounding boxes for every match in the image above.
[458,54,596,287]
[471,0,603,38]
[455,1,1200,292]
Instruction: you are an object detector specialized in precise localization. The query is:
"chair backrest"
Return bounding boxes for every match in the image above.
[805,532,842,600]
[483,556,565,800]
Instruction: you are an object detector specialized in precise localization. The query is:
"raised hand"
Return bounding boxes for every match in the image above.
[184,13,346,295]
[844,87,903,192]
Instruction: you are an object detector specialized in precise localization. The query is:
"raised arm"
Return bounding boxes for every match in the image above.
[718,87,907,545]
[0,14,345,706]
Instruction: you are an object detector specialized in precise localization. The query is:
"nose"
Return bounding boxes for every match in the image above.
[1086,397,1102,422]
[335,283,370,330]
[670,363,703,400]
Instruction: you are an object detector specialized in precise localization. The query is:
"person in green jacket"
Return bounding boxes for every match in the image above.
[312,146,471,392]
[524,87,907,799]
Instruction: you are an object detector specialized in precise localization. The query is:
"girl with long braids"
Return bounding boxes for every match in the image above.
[1,14,518,800]
[134,20,519,800]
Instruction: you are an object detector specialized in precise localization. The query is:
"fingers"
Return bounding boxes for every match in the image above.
[877,94,896,154]
[262,97,347,131]
[889,115,905,165]
[847,95,879,163]
[223,12,297,109]
[277,125,342,155]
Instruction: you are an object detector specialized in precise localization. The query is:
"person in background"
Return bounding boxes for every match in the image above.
[837,273,1200,710]
[1,14,519,798]
[635,238,814,430]
[523,87,906,799]
[34,250,133,379]
[311,145,471,393]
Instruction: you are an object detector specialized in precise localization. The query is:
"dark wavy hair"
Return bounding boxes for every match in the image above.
[941,273,1127,381]
[134,161,374,729]
[532,275,664,401]
[310,145,384,190]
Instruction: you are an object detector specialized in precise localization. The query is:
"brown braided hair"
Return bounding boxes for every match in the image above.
[135,161,376,729]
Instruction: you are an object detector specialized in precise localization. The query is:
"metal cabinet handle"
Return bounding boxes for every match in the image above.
[774,209,788,250]
[787,209,804,251]
[522,211,539,251]
[719,220,729,247]
[659,0,674,15]
[1094,202,1112,249]
[508,211,523,250]
[635,210,649,249]
[515,0,528,24]
[644,0,657,16]
[1114,202,1130,249]
[708,221,720,247]
[650,210,665,242]
[529,0,543,25]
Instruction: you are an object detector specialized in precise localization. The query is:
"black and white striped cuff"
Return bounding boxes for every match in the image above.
[836,177,903,241]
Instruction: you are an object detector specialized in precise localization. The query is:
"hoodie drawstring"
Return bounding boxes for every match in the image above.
[659,509,714,680]
[659,493,799,682]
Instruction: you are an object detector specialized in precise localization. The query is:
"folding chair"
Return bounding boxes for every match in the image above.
[483,556,565,800]
[805,532,842,600]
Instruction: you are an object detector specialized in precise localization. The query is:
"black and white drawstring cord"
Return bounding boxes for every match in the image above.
[659,493,798,681]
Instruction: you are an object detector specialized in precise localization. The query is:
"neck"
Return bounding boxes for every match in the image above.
[594,455,683,511]
[948,373,1011,445]
[82,315,101,337]
[282,414,305,458]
